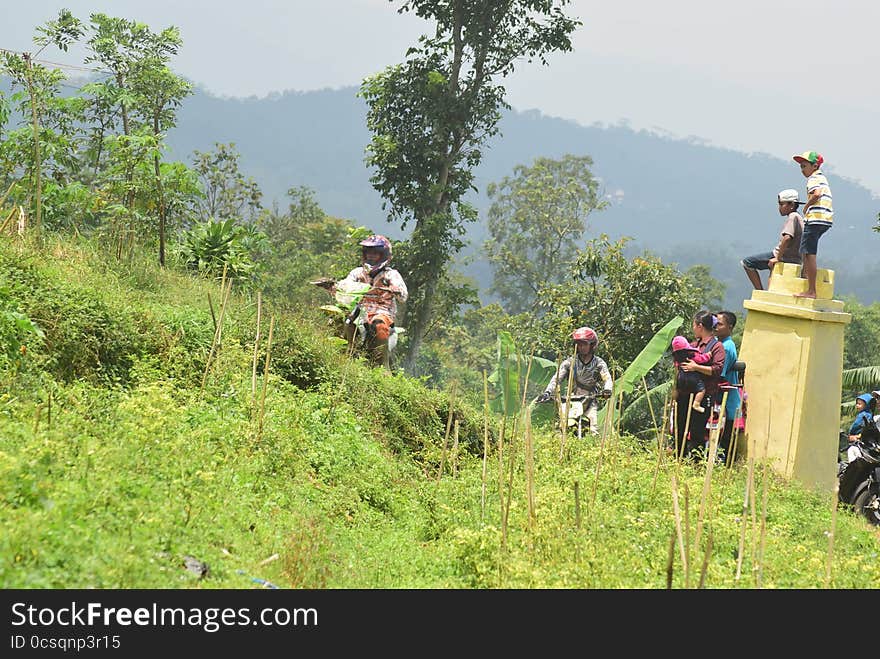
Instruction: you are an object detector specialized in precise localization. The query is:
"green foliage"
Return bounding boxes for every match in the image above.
[257,191,367,309]
[533,235,710,372]
[190,142,262,223]
[178,217,267,282]
[842,295,880,370]
[0,286,44,369]
[488,330,556,415]
[484,154,608,313]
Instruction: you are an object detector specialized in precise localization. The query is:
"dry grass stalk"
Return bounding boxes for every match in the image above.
[826,479,840,587]
[207,291,217,335]
[695,391,728,550]
[574,480,581,530]
[735,438,755,581]
[498,415,507,543]
[697,529,714,589]
[436,381,458,484]
[615,387,624,440]
[666,529,676,589]
[651,389,672,495]
[756,409,772,587]
[256,315,275,442]
[589,390,616,514]
[680,393,695,460]
[451,418,460,478]
[524,407,536,530]
[481,370,490,522]
[559,348,576,457]
[200,271,232,393]
[0,205,18,235]
[251,291,263,400]
[672,392,680,458]
[502,409,520,543]
[642,375,659,438]
[670,474,688,578]
[683,482,692,588]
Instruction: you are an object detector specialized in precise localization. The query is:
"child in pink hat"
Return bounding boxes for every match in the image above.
[671,335,712,413]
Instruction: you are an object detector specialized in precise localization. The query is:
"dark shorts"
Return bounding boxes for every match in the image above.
[741,251,800,271]
[800,223,830,255]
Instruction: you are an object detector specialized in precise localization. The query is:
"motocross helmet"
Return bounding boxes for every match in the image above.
[360,234,392,275]
[572,326,598,348]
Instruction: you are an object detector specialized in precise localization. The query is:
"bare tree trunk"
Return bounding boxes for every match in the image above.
[24,54,42,238]
[402,273,437,374]
[153,113,167,267]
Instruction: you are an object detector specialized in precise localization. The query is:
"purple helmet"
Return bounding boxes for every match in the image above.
[359,234,392,260]
[359,234,392,274]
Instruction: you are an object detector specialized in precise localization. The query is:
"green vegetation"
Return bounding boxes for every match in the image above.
[2,7,879,591]
[2,236,879,589]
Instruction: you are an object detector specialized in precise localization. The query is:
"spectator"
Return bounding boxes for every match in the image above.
[714,310,741,464]
[673,310,726,460]
[792,151,833,299]
[741,189,804,290]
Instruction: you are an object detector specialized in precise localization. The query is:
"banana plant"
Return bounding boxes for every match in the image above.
[598,316,683,429]
[488,330,556,416]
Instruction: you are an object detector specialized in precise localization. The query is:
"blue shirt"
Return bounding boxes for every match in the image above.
[719,336,741,421]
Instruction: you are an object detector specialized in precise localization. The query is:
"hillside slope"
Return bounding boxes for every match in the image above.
[2,236,879,589]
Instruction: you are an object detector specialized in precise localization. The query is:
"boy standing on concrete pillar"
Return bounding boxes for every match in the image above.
[792,151,833,299]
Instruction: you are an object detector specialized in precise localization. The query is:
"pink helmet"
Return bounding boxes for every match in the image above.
[571,326,598,347]
[671,336,694,352]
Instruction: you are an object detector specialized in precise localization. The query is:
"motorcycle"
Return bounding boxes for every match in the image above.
[313,277,403,367]
[539,390,611,440]
[837,419,880,526]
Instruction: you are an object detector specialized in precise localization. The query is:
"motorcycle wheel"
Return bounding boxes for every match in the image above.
[852,483,880,526]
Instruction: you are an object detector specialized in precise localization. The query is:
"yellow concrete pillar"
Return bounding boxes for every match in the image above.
[738,262,851,493]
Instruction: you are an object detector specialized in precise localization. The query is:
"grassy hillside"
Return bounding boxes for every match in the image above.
[1,236,878,589]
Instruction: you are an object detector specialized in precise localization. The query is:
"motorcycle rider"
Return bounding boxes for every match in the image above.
[331,234,408,369]
[537,327,614,435]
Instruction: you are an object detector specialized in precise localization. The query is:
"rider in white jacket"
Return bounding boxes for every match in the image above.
[537,327,613,435]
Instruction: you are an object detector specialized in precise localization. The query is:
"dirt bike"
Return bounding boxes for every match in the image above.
[838,419,880,526]
[313,277,404,367]
[539,390,611,440]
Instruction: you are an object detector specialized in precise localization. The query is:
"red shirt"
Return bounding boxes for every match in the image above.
[691,337,726,395]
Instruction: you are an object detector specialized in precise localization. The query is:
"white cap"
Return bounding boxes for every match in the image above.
[778,189,800,204]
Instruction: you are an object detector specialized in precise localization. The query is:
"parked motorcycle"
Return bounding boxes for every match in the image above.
[837,420,880,526]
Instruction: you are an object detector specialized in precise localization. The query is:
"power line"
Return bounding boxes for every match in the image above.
[0,47,111,74]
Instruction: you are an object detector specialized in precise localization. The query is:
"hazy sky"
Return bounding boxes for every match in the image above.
[4,0,880,195]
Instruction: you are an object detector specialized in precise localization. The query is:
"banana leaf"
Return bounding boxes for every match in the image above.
[598,316,684,428]
[488,331,557,416]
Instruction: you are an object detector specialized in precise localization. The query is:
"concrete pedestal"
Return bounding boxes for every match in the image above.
[738,262,851,493]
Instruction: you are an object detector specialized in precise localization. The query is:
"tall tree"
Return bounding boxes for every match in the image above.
[361,0,580,374]
[483,154,607,313]
[191,143,262,225]
[82,14,192,265]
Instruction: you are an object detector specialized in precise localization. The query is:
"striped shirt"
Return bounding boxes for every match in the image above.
[804,170,833,226]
